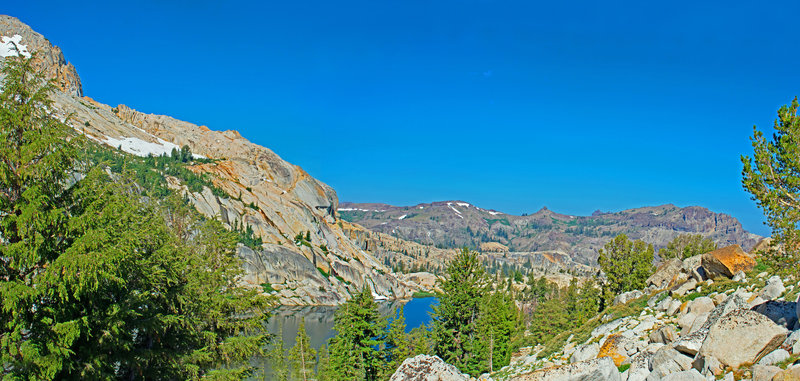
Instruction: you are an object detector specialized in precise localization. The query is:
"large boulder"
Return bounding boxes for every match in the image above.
[389,355,469,381]
[513,357,621,381]
[701,245,756,279]
[648,259,684,289]
[570,343,600,364]
[649,325,677,345]
[686,297,715,315]
[650,346,693,376]
[697,309,788,369]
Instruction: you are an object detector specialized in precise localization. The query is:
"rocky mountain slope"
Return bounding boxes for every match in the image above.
[340,201,761,265]
[395,246,800,380]
[0,15,458,306]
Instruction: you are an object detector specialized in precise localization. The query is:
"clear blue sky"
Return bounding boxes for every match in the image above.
[8,1,800,236]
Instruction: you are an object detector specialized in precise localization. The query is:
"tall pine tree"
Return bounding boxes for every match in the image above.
[327,285,387,381]
[289,318,316,381]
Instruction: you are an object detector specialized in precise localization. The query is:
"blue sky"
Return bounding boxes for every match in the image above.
[8,1,800,236]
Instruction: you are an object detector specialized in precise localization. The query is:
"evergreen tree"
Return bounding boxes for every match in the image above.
[476,290,522,372]
[658,234,717,260]
[327,285,387,381]
[289,318,317,381]
[431,247,491,376]
[598,234,654,303]
[316,344,332,381]
[0,55,272,379]
[741,97,800,275]
[267,325,289,381]
[385,306,414,377]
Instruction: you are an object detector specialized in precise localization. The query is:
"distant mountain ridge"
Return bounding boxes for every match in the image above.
[338,201,761,265]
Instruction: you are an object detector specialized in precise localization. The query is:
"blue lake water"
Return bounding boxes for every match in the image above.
[267,297,438,351]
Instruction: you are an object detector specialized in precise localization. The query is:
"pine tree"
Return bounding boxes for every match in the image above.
[742,97,800,275]
[0,55,272,379]
[598,234,654,304]
[317,344,332,381]
[327,285,387,381]
[289,318,317,381]
[385,306,414,377]
[267,325,289,381]
[431,247,491,376]
[476,290,522,372]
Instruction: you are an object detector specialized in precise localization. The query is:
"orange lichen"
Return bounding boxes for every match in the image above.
[597,333,627,366]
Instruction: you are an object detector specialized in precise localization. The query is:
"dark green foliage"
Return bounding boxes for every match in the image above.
[476,289,522,372]
[431,248,491,376]
[289,318,316,381]
[598,234,655,304]
[327,286,387,381]
[742,97,800,275]
[526,278,601,347]
[385,307,415,377]
[0,55,272,380]
[237,222,264,250]
[658,234,717,260]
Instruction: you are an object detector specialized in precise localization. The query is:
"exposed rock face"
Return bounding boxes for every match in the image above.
[389,355,469,381]
[701,245,756,279]
[0,16,81,96]
[697,309,788,368]
[340,202,761,266]
[0,16,444,305]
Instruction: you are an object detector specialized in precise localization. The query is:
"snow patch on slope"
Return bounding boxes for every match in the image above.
[104,136,184,158]
[0,35,31,58]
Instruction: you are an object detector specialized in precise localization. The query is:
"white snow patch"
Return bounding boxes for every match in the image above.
[0,35,31,58]
[488,211,501,216]
[398,214,408,220]
[338,208,386,212]
[456,202,470,207]
[104,135,189,158]
[418,206,424,209]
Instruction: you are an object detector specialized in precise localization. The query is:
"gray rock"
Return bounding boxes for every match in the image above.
[760,276,786,300]
[692,354,723,377]
[756,348,789,366]
[650,346,693,373]
[649,325,678,345]
[796,294,800,325]
[648,259,684,289]
[513,356,621,381]
[732,270,747,282]
[687,297,715,315]
[688,313,709,334]
[667,300,683,316]
[649,291,669,309]
[697,309,788,368]
[661,369,705,381]
[783,329,800,349]
[751,300,798,329]
[616,290,645,305]
[751,364,781,381]
[657,296,674,312]
[570,343,600,364]
[390,354,469,381]
[672,279,698,297]
[678,312,697,333]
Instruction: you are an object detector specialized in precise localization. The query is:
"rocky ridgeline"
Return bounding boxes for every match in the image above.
[394,244,800,380]
[340,202,761,266]
[0,15,450,305]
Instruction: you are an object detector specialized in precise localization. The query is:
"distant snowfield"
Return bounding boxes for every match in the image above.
[0,35,31,58]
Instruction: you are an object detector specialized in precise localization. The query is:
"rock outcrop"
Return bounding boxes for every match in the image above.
[697,309,787,368]
[390,355,470,381]
[0,16,81,96]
